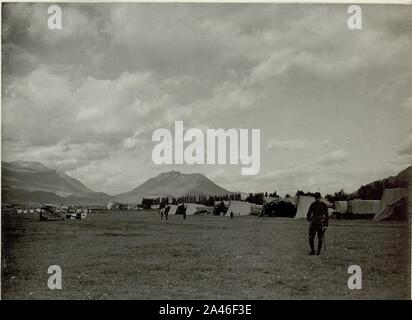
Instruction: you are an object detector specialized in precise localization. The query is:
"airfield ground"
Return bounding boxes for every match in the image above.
[1,211,410,299]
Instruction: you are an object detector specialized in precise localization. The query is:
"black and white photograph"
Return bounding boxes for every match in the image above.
[1,1,411,302]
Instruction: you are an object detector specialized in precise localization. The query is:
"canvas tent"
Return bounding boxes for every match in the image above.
[348,200,381,215]
[263,198,297,217]
[167,205,178,215]
[294,196,330,219]
[322,199,333,207]
[282,196,298,206]
[215,200,230,207]
[334,201,348,214]
[374,188,411,221]
[294,196,315,219]
[197,206,213,215]
[264,197,281,204]
[184,203,213,215]
[226,201,262,216]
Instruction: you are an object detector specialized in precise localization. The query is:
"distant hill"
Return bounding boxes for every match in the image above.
[1,162,232,205]
[1,188,111,207]
[1,161,112,205]
[4,160,408,206]
[116,171,232,203]
[353,165,411,200]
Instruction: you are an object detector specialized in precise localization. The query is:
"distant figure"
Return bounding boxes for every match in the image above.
[183,205,187,220]
[160,208,164,220]
[260,202,265,217]
[164,205,170,220]
[230,210,233,219]
[307,192,329,255]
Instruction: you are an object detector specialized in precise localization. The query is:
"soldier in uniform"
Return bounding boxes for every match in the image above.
[164,205,170,220]
[307,192,329,255]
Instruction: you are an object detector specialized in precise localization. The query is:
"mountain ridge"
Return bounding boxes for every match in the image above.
[116,170,232,203]
[2,161,410,205]
[1,161,232,205]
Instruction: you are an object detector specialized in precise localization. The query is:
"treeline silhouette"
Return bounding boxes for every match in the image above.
[141,194,243,209]
[140,180,401,209]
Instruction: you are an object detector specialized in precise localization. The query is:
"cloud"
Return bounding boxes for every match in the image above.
[266,139,310,151]
[3,141,109,172]
[1,3,411,194]
[122,130,144,151]
[402,95,412,109]
[397,136,412,165]
[2,67,171,147]
[314,150,349,166]
[398,145,412,156]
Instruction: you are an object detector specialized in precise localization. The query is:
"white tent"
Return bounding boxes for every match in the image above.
[294,196,331,219]
[167,205,178,215]
[374,188,410,221]
[348,200,381,215]
[184,203,213,215]
[322,199,333,207]
[185,203,198,215]
[196,206,214,215]
[226,201,262,216]
[294,196,315,219]
[334,201,348,213]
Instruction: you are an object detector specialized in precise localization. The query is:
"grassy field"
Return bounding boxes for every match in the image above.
[1,210,410,299]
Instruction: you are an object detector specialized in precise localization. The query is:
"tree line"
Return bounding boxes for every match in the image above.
[140,181,396,209]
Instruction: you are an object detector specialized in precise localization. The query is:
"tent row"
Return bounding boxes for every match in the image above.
[334,199,381,218]
[162,201,262,216]
[157,188,410,221]
[164,203,214,216]
[281,188,410,221]
[334,188,410,221]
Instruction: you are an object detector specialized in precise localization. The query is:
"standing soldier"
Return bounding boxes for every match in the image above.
[164,205,170,221]
[307,192,329,255]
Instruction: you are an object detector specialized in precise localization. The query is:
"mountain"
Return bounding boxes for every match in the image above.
[1,161,112,205]
[2,188,111,207]
[385,166,412,188]
[116,171,232,203]
[1,162,232,205]
[353,165,411,200]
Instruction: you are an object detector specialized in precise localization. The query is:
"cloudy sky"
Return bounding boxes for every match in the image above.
[2,3,412,196]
